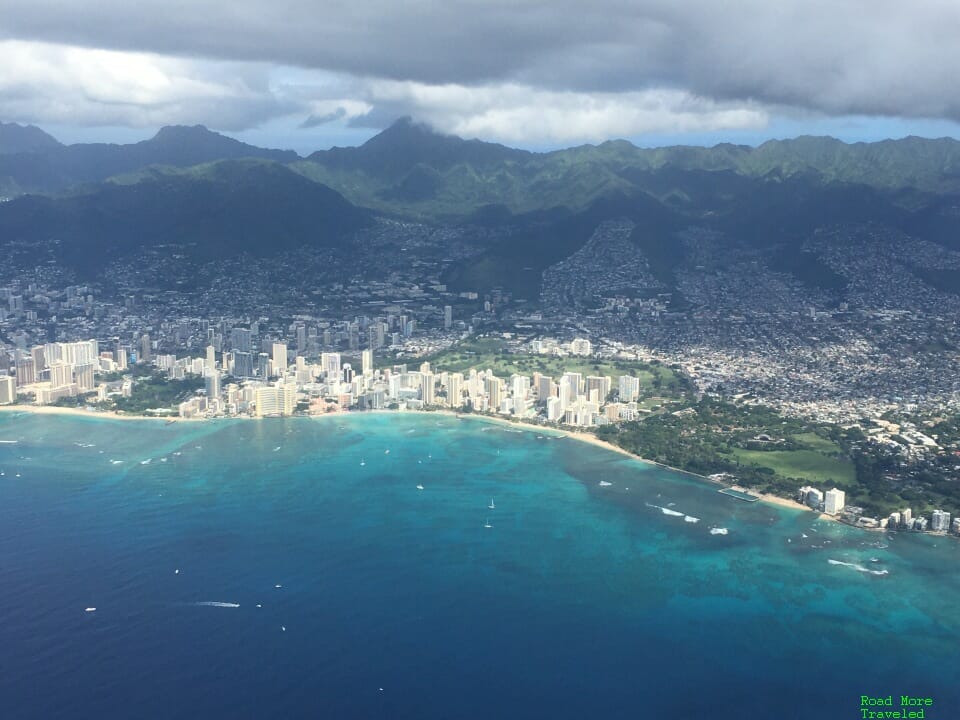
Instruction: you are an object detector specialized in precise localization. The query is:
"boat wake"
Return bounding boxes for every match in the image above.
[598,481,612,487]
[191,601,241,608]
[709,527,729,535]
[646,502,687,518]
[828,559,889,576]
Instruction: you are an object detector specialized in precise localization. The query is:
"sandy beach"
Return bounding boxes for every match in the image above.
[0,404,190,422]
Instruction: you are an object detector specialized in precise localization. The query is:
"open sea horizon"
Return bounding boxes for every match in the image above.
[1,411,957,719]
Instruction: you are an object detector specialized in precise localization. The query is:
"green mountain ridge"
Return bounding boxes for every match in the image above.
[0,160,370,280]
[0,124,298,196]
[4,119,960,302]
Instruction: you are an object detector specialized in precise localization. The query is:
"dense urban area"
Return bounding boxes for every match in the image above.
[3,216,960,539]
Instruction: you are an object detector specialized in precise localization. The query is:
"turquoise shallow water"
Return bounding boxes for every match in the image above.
[0,411,957,719]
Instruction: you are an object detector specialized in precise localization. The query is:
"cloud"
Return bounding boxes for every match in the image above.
[1,0,960,124]
[0,39,767,144]
[347,81,768,143]
[0,40,291,130]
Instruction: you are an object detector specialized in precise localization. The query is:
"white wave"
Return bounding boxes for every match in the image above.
[684,516,700,523]
[140,459,151,465]
[192,601,240,608]
[110,460,124,465]
[598,481,612,487]
[827,559,889,576]
[710,528,729,535]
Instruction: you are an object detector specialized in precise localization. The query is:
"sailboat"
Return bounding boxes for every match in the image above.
[488,497,495,510]
[416,484,424,490]
[484,517,492,528]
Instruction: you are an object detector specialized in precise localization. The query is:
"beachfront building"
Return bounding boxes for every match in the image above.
[931,509,951,532]
[255,383,297,417]
[0,374,15,404]
[824,488,846,515]
[798,486,823,509]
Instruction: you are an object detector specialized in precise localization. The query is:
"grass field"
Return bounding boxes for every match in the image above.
[729,447,856,486]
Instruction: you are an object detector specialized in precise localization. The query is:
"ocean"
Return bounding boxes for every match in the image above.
[0,411,957,719]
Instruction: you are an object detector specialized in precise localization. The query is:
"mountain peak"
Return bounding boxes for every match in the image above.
[0,122,62,154]
[362,117,450,148]
[141,125,298,163]
[309,116,528,179]
[150,124,222,143]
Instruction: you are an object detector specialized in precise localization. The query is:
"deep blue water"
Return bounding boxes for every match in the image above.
[0,412,958,719]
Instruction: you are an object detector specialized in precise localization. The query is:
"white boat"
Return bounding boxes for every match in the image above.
[488,498,495,509]
[416,484,424,490]
[484,517,492,528]
[360,459,366,466]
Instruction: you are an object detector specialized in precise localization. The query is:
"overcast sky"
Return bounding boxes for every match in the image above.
[2,0,960,153]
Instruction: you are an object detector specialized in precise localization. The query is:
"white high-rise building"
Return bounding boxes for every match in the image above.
[512,375,530,415]
[139,334,152,363]
[74,363,96,392]
[0,375,15,404]
[824,488,845,515]
[561,372,582,399]
[618,375,640,402]
[321,352,341,380]
[272,343,288,376]
[931,509,951,532]
[255,383,296,417]
[205,371,222,401]
[421,372,435,404]
[362,349,373,377]
[49,362,73,389]
[804,487,824,509]
[447,373,464,408]
[546,397,562,422]
[586,376,611,403]
[206,345,216,372]
[485,376,502,408]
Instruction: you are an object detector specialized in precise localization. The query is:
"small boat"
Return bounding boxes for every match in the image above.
[416,484,424,491]
[385,449,390,455]
[484,517,492,528]
[488,498,495,510]
[85,607,96,612]
[360,459,366,466]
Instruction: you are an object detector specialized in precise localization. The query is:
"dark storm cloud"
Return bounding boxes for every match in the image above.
[3,0,960,130]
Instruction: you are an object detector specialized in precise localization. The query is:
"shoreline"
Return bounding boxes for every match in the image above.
[0,404,196,422]
[0,403,863,523]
